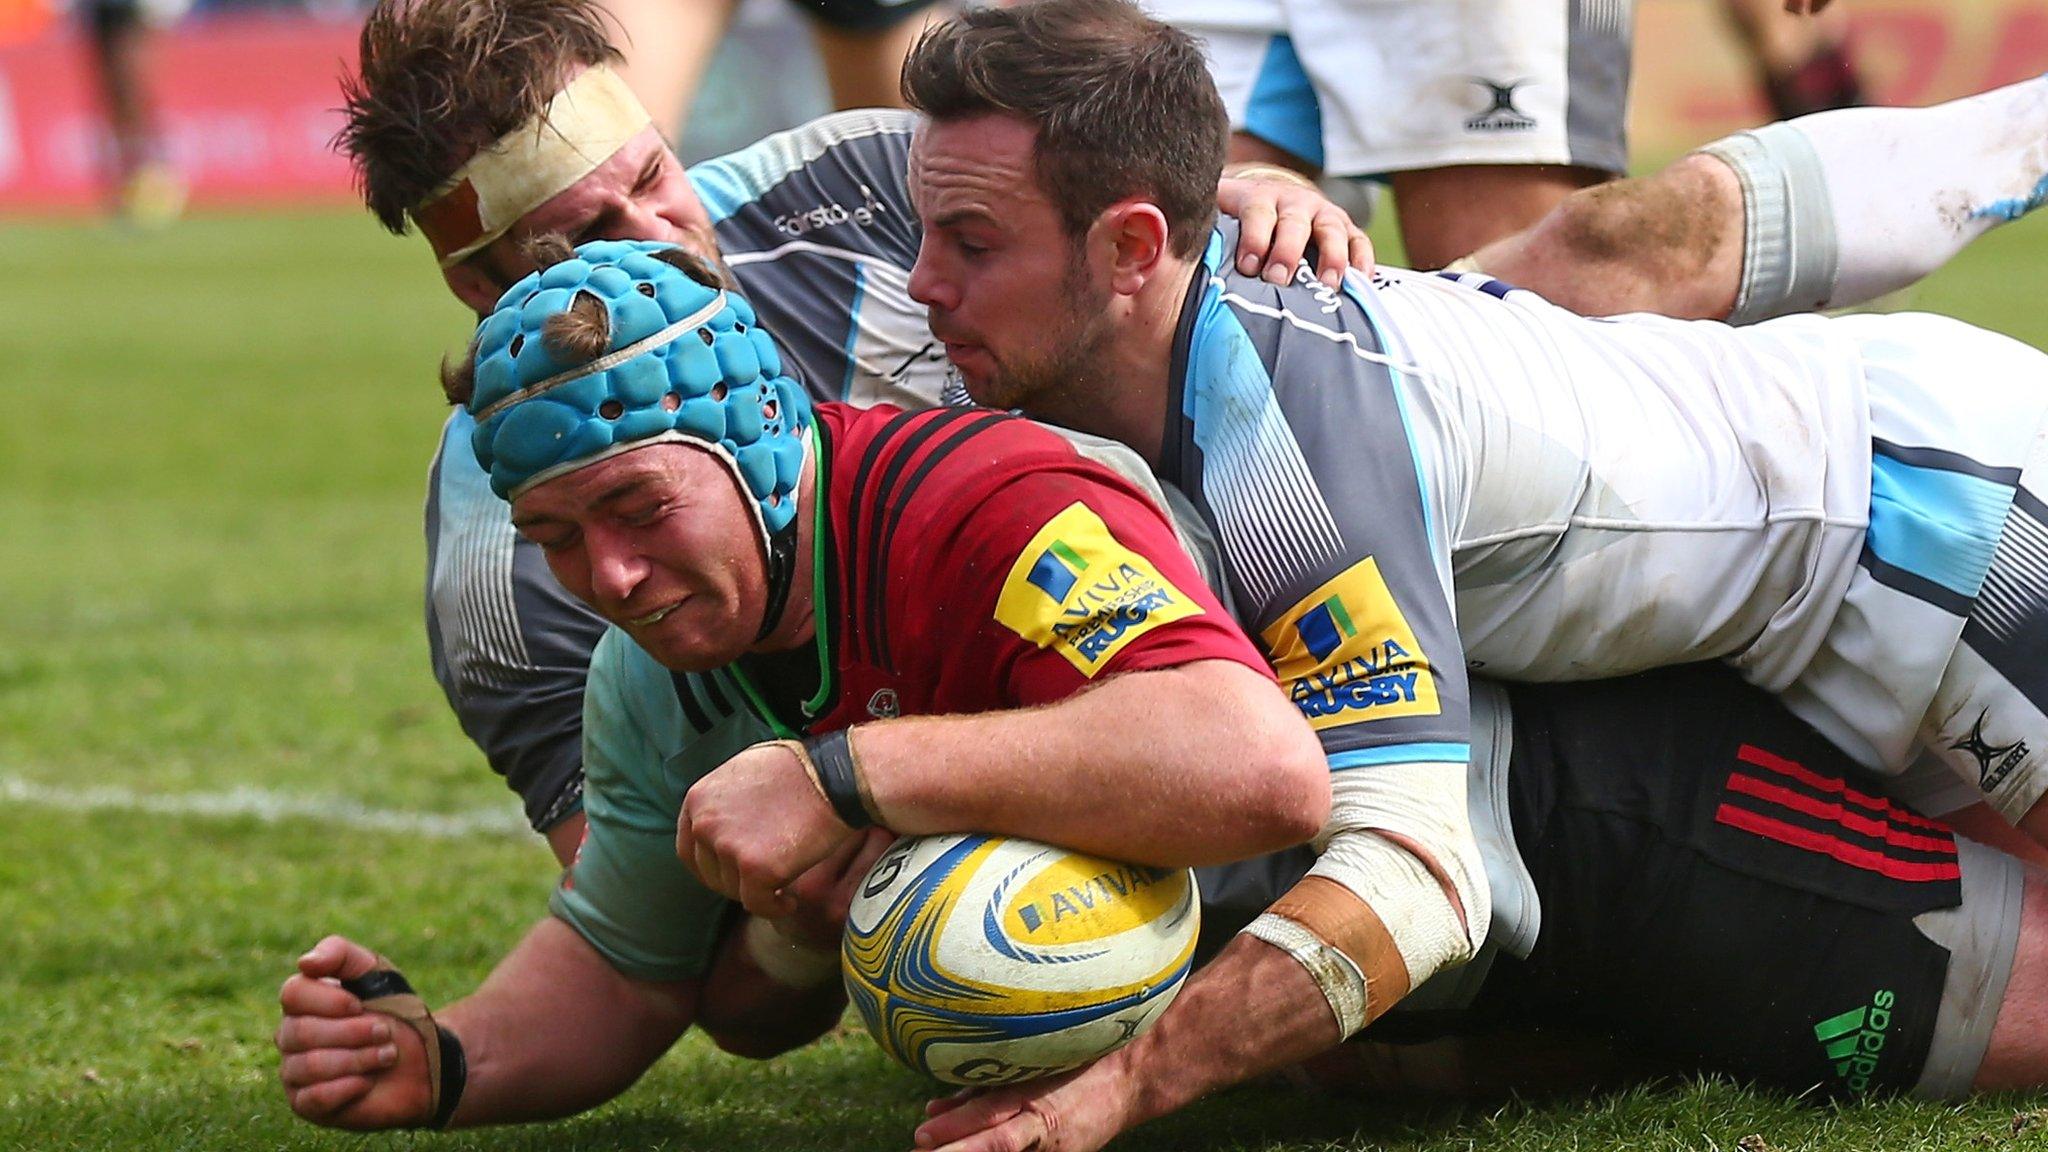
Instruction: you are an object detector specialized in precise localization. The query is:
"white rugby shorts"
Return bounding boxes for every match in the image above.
[1146,0,1632,177]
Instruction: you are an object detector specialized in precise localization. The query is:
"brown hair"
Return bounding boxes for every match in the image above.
[337,0,622,235]
[900,0,1226,258]
[440,235,727,405]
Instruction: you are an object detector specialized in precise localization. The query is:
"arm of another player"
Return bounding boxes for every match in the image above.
[1218,163,1373,288]
[275,920,697,1130]
[909,762,1479,1151]
[678,464,1331,919]
[684,657,1329,918]
[911,932,1339,1152]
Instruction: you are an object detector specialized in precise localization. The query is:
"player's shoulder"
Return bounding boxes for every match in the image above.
[821,403,1154,546]
[689,109,919,232]
[823,403,1079,486]
[1183,257,1407,448]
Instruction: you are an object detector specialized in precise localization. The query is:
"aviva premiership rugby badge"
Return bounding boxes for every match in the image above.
[1262,556,1438,729]
[994,502,1201,676]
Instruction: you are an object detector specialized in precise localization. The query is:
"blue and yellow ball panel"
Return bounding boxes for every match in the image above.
[842,834,1198,1085]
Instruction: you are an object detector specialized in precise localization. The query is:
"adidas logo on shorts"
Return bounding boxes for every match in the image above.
[1813,989,1895,1093]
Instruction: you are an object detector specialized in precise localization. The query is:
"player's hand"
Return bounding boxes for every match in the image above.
[912,1060,1138,1152]
[678,741,863,919]
[275,936,434,1130]
[1218,168,1373,289]
[777,827,896,950]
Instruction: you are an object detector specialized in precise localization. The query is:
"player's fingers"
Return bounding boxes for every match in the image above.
[831,831,897,912]
[279,973,362,1018]
[1307,211,1351,286]
[279,1044,399,1090]
[1234,200,1280,276]
[675,808,699,872]
[919,1107,1048,1152]
[1348,226,1375,275]
[298,936,385,982]
[692,839,730,896]
[914,1092,1028,1147]
[287,1075,374,1121]
[786,829,868,908]
[277,1012,392,1055]
[1260,205,1314,284]
[738,867,797,920]
[923,1088,985,1118]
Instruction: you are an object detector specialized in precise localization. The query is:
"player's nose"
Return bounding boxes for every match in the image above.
[585,526,649,604]
[906,239,956,312]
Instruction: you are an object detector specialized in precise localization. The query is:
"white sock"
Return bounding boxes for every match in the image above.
[1795,73,2048,306]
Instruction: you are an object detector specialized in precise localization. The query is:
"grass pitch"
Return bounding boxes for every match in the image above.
[3,208,2047,1152]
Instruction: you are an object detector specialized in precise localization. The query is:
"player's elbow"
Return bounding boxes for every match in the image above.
[1260,737,1332,850]
[1230,682,1331,850]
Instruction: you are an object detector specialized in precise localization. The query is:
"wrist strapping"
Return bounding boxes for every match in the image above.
[1245,912,1371,1038]
[341,968,467,1129]
[789,729,880,829]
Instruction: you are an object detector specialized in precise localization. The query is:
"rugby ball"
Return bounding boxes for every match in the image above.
[842,833,1199,1086]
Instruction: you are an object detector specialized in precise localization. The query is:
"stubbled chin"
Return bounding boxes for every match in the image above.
[635,616,757,674]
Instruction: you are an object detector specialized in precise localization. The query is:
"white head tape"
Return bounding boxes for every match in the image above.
[410,64,653,268]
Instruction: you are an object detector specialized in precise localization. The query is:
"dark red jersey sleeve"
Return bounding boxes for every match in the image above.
[904,424,1271,707]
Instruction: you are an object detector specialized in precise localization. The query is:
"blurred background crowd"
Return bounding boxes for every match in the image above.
[1,0,2042,231]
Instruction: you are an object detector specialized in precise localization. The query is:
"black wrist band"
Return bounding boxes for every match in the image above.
[339,970,416,1001]
[431,1026,467,1129]
[340,966,464,1130]
[803,728,873,828]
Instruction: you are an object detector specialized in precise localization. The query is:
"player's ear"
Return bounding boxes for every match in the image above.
[1099,200,1172,297]
[442,258,506,318]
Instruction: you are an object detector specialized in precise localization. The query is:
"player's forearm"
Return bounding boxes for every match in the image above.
[1228,766,1484,1045]
[439,917,698,1126]
[1103,935,1345,1133]
[1096,842,1468,1139]
[856,659,1328,865]
[543,811,586,868]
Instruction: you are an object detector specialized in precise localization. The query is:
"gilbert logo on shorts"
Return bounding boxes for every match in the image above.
[1951,709,2029,794]
[1465,79,1537,133]
[994,503,1200,676]
[1813,989,1895,1093]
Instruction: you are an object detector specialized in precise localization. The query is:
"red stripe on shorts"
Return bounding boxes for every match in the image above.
[1725,772,1958,855]
[1714,803,1962,882]
[1736,743,1951,831]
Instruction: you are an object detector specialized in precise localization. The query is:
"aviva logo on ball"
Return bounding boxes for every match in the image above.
[1262,555,1439,729]
[1004,857,1181,942]
[842,834,1198,1086]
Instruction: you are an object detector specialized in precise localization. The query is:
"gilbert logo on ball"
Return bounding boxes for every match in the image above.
[842,834,1199,1086]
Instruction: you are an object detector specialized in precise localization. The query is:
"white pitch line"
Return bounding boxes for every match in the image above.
[0,776,528,839]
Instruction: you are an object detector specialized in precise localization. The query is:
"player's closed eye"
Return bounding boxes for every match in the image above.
[522,526,580,553]
[632,157,663,196]
[616,501,670,527]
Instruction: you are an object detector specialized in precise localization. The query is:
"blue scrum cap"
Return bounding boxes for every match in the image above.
[465,239,812,541]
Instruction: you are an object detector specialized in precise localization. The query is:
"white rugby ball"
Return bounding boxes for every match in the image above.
[841,833,1199,1086]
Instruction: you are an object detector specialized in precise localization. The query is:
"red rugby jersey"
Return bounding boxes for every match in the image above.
[730,404,1271,735]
